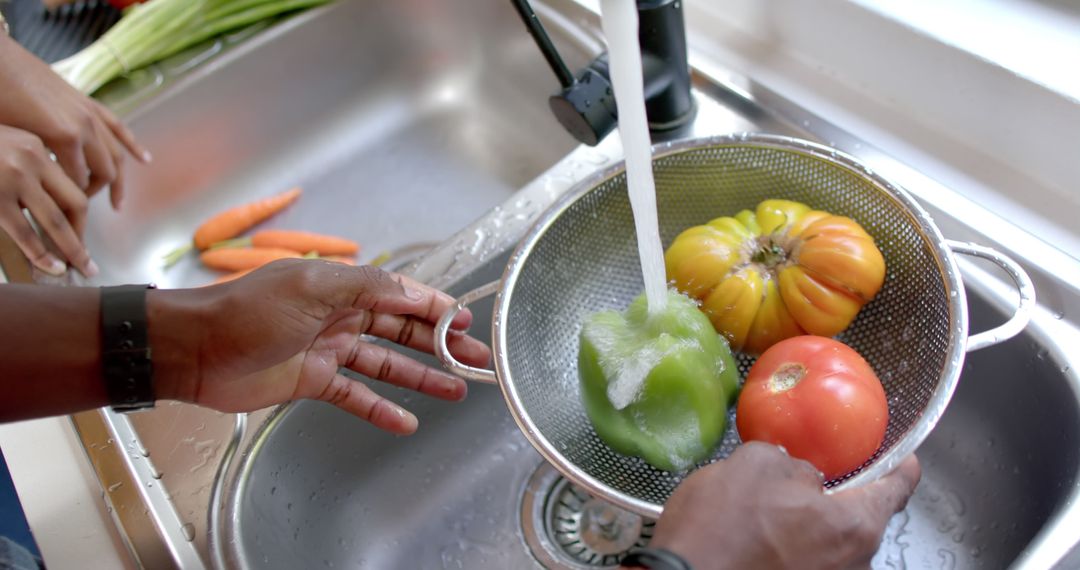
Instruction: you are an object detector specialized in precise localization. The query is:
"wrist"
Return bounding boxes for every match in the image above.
[146,288,210,403]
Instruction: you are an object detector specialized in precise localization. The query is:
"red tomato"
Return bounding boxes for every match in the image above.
[735,336,888,480]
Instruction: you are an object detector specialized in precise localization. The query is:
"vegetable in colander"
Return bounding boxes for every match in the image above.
[578,290,739,472]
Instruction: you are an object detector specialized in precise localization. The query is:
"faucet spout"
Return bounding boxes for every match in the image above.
[513,0,695,146]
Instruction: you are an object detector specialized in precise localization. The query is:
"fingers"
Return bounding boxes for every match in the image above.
[85,110,129,208]
[347,268,474,330]
[92,99,151,164]
[47,100,145,206]
[320,373,419,435]
[363,312,492,368]
[52,137,90,190]
[389,272,474,330]
[109,152,127,210]
[40,158,89,236]
[853,455,921,517]
[20,185,95,277]
[833,455,921,529]
[342,340,468,402]
[82,119,118,199]
[306,263,475,329]
[0,206,66,276]
[731,441,825,485]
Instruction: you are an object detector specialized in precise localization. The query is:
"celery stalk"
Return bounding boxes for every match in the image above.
[53,0,332,94]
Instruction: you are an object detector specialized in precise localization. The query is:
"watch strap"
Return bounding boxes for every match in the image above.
[100,284,157,412]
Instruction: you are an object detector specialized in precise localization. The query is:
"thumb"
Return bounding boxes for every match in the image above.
[834,455,921,524]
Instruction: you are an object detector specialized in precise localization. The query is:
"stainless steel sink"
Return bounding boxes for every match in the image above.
[216,252,1080,570]
[2,0,1076,568]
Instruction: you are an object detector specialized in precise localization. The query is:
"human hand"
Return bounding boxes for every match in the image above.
[645,442,921,570]
[0,34,150,207]
[151,260,491,434]
[0,124,96,276]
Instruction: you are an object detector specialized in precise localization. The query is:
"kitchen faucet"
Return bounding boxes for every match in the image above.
[511,0,695,146]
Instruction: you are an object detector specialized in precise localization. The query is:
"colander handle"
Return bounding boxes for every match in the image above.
[435,280,500,384]
[948,240,1036,352]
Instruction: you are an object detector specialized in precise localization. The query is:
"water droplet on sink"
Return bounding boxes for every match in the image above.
[937,549,956,570]
[181,522,195,542]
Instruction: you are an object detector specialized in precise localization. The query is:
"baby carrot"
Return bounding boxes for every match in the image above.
[213,230,361,256]
[199,247,301,272]
[253,230,360,256]
[193,187,303,250]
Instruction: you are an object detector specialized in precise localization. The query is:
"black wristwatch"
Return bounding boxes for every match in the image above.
[100,284,157,412]
[621,547,693,570]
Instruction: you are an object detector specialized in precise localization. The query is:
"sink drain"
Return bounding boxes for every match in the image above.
[521,463,655,569]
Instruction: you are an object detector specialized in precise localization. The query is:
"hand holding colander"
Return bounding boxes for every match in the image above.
[434,134,1035,517]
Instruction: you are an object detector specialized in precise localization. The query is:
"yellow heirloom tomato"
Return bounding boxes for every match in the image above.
[664,199,886,355]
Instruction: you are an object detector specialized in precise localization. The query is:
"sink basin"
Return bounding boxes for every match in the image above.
[217,253,1080,570]
[5,0,1074,568]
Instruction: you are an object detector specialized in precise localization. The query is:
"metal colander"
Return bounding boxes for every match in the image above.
[437,134,1033,518]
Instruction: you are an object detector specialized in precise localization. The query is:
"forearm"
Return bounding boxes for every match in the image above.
[0,284,204,422]
[0,284,106,420]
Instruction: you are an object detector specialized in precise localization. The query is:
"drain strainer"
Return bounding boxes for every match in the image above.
[521,463,655,569]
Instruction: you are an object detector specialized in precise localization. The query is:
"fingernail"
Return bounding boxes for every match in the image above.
[84,259,100,278]
[141,150,153,163]
[40,257,67,277]
[454,380,469,402]
[404,286,424,301]
[397,407,419,433]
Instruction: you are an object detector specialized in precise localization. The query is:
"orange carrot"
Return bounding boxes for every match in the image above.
[245,230,360,256]
[193,187,302,250]
[211,268,256,285]
[200,247,301,272]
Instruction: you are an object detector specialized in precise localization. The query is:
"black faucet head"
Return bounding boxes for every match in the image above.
[548,68,618,147]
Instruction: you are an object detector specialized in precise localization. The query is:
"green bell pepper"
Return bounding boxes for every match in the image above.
[579,289,739,471]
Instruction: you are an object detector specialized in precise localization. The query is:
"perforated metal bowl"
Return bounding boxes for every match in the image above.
[436,134,1034,518]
